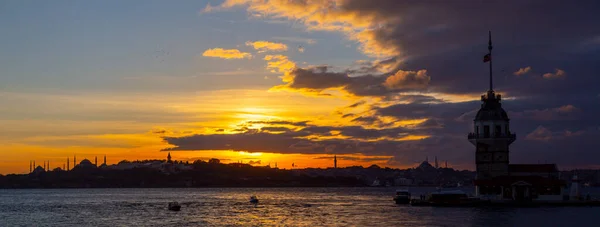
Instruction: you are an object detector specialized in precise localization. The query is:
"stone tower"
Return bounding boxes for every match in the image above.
[469,89,516,178]
[468,31,516,181]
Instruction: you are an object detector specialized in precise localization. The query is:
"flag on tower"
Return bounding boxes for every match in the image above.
[483,53,491,62]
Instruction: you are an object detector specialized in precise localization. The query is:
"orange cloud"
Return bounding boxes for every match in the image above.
[202,48,252,59]
[542,68,566,79]
[246,41,288,52]
[513,66,532,76]
[556,104,578,113]
[383,70,430,90]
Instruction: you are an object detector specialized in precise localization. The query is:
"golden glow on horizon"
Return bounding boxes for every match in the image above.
[0,89,355,174]
[0,84,476,174]
[238,151,263,156]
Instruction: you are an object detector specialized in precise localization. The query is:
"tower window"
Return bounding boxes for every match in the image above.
[505,125,509,134]
[484,126,490,138]
[495,125,502,137]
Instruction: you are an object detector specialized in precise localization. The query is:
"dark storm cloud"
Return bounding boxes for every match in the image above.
[163,131,397,155]
[280,66,430,97]
[260,127,292,133]
[337,0,600,97]
[341,113,356,118]
[347,100,366,108]
[257,0,600,99]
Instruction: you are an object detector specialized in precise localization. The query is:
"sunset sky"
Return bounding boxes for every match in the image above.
[1,0,600,174]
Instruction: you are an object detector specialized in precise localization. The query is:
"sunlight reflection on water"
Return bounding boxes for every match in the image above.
[1,187,599,226]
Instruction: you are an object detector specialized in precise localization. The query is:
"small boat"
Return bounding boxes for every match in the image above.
[168,202,181,211]
[411,190,485,207]
[250,195,259,205]
[393,189,411,204]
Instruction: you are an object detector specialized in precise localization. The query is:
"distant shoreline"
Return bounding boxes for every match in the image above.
[0,185,453,189]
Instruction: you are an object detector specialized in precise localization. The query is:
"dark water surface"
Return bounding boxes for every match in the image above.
[0,187,598,226]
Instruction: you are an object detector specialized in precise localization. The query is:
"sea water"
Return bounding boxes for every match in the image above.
[0,187,598,226]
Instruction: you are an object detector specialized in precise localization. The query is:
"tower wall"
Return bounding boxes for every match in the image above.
[472,130,513,178]
[468,95,516,180]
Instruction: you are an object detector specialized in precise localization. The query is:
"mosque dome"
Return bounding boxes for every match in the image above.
[76,159,96,168]
[32,166,46,174]
[417,160,435,171]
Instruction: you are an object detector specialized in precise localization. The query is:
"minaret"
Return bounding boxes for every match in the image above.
[468,32,516,196]
[445,161,448,168]
[95,156,98,167]
[74,155,77,167]
[334,155,337,169]
[67,157,70,171]
[48,160,50,171]
[30,160,32,173]
[33,161,35,169]
[167,152,172,163]
[104,155,107,165]
[435,156,439,169]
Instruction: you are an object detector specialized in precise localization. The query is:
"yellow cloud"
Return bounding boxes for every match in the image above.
[246,40,288,52]
[264,55,296,73]
[202,48,252,59]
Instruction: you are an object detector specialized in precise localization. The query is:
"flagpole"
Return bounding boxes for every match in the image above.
[488,31,493,91]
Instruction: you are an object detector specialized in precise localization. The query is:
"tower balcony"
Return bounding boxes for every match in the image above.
[468,132,516,140]
[468,132,516,145]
